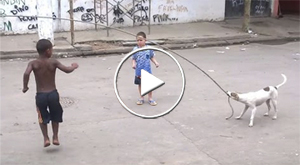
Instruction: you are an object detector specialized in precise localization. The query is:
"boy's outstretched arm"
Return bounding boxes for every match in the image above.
[55,60,79,73]
[151,57,159,68]
[23,62,33,93]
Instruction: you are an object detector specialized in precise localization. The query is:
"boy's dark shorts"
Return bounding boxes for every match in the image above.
[134,76,141,85]
[35,90,63,124]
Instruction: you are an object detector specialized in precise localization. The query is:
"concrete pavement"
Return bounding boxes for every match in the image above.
[1,42,299,165]
[0,16,299,59]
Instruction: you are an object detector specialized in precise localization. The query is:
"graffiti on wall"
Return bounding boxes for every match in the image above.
[154,0,182,23]
[0,0,25,6]
[111,0,149,25]
[2,2,57,31]
[0,21,13,31]
[230,0,244,7]
[254,0,267,15]
[153,13,178,23]
[158,0,188,13]
[0,8,6,16]
[67,6,106,24]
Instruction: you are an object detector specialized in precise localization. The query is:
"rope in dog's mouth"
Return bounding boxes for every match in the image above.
[1,14,235,119]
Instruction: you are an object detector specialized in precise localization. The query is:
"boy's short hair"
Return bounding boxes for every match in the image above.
[136,31,146,39]
[36,39,53,55]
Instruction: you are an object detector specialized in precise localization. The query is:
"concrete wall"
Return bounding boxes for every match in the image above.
[0,0,226,35]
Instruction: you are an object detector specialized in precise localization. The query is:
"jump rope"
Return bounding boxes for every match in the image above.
[2,14,235,119]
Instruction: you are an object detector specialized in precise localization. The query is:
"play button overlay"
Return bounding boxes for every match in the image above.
[141,69,165,96]
[114,46,186,119]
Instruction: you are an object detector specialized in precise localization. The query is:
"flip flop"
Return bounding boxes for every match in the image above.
[149,100,157,106]
[136,99,144,105]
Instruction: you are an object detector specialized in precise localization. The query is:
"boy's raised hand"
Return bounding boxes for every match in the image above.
[22,87,29,93]
[71,63,79,69]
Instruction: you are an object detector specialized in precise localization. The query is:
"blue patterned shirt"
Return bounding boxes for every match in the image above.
[132,45,155,76]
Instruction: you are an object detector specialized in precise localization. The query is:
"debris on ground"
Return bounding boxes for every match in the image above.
[84,41,122,51]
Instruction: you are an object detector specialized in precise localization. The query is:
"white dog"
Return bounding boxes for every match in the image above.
[227,74,287,127]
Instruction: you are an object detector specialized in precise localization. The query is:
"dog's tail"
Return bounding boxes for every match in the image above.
[276,74,287,89]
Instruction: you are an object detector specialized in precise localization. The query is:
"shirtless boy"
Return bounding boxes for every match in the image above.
[23,39,78,147]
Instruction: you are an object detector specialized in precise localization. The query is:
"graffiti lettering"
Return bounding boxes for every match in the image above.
[28,23,38,30]
[0,0,25,6]
[18,15,37,22]
[166,0,174,4]
[81,13,93,22]
[0,8,5,16]
[81,13,106,23]
[133,15,148,23]
[67,6,84,13]
[111,0,149,25]
[158,4,188,12]
[128,3,148,16]
[255,5,265,14]
[113,4,123,17]
[153,13,178,22]
[1,21,13,31]
[11,5,29,15]
[113,17,124,24]
[52,12,56,20]
[86,8,94,12]
[231,0,244,7]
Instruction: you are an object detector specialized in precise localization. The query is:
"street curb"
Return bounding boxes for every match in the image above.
[1,36,299,60]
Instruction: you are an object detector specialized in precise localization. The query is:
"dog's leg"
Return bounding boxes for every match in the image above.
[264,99,271,116]
[249,107,257,127]
[236,105,249,119]
[271,99,278,120]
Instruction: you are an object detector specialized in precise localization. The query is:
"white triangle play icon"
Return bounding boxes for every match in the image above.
[141,69,165,96]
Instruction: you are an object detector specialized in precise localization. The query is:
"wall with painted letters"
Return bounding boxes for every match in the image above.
[0,0,226,35]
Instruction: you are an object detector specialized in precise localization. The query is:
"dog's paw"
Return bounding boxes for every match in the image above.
[235,116,242,120]
[272,116,277,120]
[248,123,253,127]
[264,113,269,116]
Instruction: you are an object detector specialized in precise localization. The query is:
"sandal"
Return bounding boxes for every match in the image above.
[149,100,157,106]
[136,99,144,105]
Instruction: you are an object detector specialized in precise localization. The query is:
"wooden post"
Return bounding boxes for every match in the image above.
[58,0,62,31]
[106,0,109,37]
[94,0,97,30]
[242,0,251,32]
[69,0,75,45]
[148,0,151,35]
[132,0,135,27]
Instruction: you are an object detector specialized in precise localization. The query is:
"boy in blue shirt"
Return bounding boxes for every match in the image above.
[132,31,159,106]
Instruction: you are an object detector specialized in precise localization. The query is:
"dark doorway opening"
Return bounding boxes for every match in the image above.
[279,0,300,15]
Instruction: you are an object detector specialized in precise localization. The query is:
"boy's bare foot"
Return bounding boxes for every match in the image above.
[44,139,51,147]
[53,136,60,146]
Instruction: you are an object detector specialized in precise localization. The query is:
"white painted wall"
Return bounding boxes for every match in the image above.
[37,0,54,43]
[0,0,226,35]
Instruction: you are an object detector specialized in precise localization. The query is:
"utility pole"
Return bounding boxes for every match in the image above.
[242,0,251,32]
[69,0,75,45]
[37,0,54,44]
